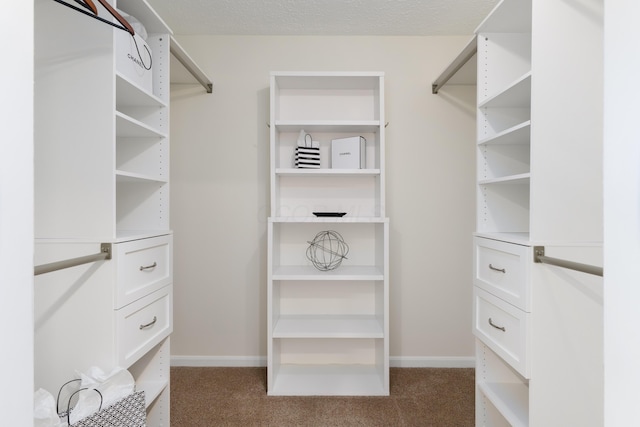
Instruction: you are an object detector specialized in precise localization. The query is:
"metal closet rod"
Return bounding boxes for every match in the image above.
[170,36,214,93]
[34,243,112,276]
[432,34,477,94]
[533,246,603,277]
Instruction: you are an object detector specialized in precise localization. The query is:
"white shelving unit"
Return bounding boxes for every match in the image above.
[435,0,604,425]
[433,0,605,425]
[475,2,532,241]
[33,0,210,424]
[267,72,389,396]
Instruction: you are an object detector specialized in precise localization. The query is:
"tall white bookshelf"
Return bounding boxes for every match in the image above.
[267,72,389,396]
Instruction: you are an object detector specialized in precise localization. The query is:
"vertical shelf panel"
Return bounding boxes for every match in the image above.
[473,1,533,426]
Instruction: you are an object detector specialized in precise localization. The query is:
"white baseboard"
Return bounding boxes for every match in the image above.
[390,356,475,368]
[170,355,474,368]
[171,355,267,367]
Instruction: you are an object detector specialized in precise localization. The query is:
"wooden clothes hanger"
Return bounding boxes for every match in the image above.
[68,0,135,35]
[95,0,134,35]
[74,0,97,14]
[53,0,152,70]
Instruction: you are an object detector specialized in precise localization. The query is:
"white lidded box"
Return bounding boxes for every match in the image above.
[115,30,153,94]
[331,136,366,169]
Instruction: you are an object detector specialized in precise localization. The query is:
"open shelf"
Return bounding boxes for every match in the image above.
[272,265,384,281]
[271,217,387,223]
[275,120,381,133]
[276,168,381,176]
[479,121,531,146]
[116,73,166,108]
[478,382,529,427]
[480,73,531,109]
[116,112,167,139]
[478,173,530,185]
[273,315,384,338]
[269,364,387,396]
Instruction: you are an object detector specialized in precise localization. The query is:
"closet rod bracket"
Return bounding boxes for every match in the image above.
[101,242,113,260]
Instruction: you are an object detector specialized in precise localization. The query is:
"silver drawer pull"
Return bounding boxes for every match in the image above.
[139,316,157,330]
[139,262,157,271]
[489,264,506,273]
[488,318,506,332]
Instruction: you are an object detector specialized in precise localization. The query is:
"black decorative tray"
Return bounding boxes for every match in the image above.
[313,212,347,217]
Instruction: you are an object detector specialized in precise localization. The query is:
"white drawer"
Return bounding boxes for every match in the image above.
[474,237,531,311]
[116,285,173,368]
[115,235,172,308]
[474,287,530,378]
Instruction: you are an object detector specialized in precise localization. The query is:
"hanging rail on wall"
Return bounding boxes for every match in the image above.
[533,246,603,277]
[34,243,112,276]
[170,36,213,93]
[432,35,477,94]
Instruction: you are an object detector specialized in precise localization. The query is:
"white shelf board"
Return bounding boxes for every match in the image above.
[117,0,172,35]
[473,232,530,246]
[275,120,381,133]
[116,112,167,138]
[273,315,384,338]
[116,73,166,108]
[478,381,529,427]
[272,265,384,281]
[478,173,530,186]
[479,72,531,109]
[272,72,383,90]
[115,230,172,243]
[138,379,168,408]
[116,170,168,183]
[276,168,381,176]
[269,364,386,396]
[270,216,387,224]
[478,121,531,146]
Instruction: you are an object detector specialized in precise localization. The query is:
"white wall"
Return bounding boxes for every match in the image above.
[0,1,34,424]
[168,35,477,366]
[603,1,640,425]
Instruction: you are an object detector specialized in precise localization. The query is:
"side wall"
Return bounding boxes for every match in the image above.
[169,36,477,366]
[0,1,34,423]
[604,1,640,425]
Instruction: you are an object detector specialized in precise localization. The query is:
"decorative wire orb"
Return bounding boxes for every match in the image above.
[306,230,349,271]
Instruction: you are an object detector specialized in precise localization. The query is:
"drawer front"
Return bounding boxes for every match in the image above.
[116,285,173,368]
[115,234,172,308]
[474,237,531,311]
[474,287,530,378]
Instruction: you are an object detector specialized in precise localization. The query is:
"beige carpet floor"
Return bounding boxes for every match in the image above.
[170,367,475,426]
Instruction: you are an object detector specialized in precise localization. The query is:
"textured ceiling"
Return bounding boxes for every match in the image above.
[145,0,499,36]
